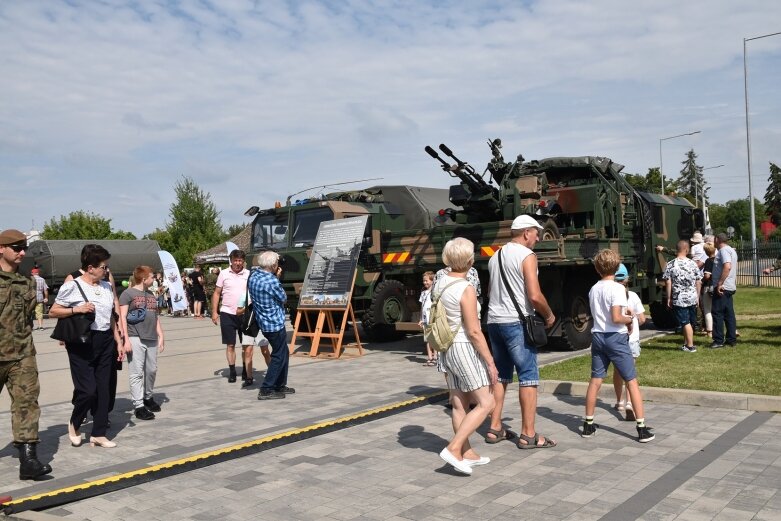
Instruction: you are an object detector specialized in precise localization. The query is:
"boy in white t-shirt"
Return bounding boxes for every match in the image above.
[612,263,646,420]
[582,250,654,443]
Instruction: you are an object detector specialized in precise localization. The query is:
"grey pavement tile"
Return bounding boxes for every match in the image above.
[754,507,781,520]
[712,506,757,520]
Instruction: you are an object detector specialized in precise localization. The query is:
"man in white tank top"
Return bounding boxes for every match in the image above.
[485,215,557,449]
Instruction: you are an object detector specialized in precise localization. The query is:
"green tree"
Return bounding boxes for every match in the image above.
[41,211,136,240]
[676,149,707,207]
[711,198,765,239]
[225,223,247,239]
[764,162,781,225]
[165,176,224,268]
[623,167,673,194]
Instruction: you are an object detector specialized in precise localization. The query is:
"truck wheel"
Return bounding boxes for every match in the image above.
[650,301,677,329]
[362,279,407,342]
[541,219,561,241]
[560,293,593,350]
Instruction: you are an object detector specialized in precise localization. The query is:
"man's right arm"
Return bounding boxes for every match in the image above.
[211,286,222,325]
[522,254,554,327]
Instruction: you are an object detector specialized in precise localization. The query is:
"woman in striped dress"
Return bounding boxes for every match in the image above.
[435,237,498,475]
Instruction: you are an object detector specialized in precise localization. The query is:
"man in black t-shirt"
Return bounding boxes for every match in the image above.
[189,265,206,319]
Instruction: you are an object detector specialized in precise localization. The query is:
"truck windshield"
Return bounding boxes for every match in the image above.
[292,207,333,246]
[253,214,289,250]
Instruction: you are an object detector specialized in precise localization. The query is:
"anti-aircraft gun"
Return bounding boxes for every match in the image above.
[425,144,499,222]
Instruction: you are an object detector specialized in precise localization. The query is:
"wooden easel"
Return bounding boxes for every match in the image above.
[288,273,363,358]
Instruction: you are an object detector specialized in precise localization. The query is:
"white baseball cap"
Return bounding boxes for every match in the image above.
[511,215,543,230]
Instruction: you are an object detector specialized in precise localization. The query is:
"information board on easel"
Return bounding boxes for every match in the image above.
[288,216,368,358]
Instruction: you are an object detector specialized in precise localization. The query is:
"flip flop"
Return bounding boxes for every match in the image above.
[484,427,518,444]
[517,433,557,449]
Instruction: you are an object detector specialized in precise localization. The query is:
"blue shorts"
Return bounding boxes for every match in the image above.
[591,332,636,381]
[487,322,539,386]
[674,305,697,327]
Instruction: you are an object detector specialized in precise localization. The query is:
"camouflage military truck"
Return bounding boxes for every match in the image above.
[247,140,702,348]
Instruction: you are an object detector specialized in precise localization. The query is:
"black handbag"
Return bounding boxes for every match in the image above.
[126,291,147,325]
[51,281,95,344]
[239,284,260,340]
[497,248,548,348]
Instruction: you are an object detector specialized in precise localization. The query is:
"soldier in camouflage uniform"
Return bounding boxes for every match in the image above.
[0,229,52,480]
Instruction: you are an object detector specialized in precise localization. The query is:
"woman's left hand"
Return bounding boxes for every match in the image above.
[487,363,498,385]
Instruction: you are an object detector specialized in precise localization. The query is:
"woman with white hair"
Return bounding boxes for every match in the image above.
[434,237,498,475]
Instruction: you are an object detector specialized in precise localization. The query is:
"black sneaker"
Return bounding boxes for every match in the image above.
[709,342,725,349]
[228,373,237,383]
[258,389,285,400]
[276,386,295,394]
[581,422,598,438]
[637,426,655,443]
[143,398,161,412]
[681,345,697,353]
[242,378,254,388]
[134,407,155,420]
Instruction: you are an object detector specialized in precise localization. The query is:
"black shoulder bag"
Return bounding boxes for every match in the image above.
[238,281,260,340]
[497,248,548,348]
[51,280,95,344]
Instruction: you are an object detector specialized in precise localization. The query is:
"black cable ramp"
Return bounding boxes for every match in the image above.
[3,390,449,515]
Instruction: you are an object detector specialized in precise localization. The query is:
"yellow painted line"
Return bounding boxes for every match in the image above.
[6,390,448,508]
[397,252,410,263]
[382,253,396,263]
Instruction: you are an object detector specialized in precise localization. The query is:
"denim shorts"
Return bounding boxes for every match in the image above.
[591,332,636,381]
[487,322,539,386]
[674,305,697,327]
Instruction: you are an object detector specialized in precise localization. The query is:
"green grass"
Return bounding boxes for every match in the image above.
[733,286,781,315]
[540,319,781,395]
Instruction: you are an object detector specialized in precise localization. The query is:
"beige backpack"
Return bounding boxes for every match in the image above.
[424,278,468,352]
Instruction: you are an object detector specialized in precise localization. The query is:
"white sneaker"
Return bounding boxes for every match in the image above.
[439,448,472,475]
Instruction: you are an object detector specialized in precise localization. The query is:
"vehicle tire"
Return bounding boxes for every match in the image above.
[559,291,593,351]
[649,301,677,329]
[362,279,408,342]
[541,219,561,241]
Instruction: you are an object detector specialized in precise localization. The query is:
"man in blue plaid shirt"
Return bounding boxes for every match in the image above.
[247,251,293,400]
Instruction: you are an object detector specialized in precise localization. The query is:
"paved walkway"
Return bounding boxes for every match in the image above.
[1,318,779,520]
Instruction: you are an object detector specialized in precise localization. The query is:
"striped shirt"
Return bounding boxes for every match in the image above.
[247,268,287,332]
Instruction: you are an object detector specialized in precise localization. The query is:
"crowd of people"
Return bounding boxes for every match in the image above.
[421,215,656,476]
[0,220,750,481]
[0,229,292,481]
[658,232,739,350]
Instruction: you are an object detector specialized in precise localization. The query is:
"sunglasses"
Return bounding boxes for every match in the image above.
[9,244,28,252]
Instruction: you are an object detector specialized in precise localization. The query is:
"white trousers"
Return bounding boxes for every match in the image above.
[128,337,158,409]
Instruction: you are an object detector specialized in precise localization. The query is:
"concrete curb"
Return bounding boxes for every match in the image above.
[540,380,781,412]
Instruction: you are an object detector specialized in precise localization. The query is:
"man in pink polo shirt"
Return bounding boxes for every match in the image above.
[211,250,268,386]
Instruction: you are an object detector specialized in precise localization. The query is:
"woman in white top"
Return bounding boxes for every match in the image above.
[49,245,122,448]
[435,238,498,476]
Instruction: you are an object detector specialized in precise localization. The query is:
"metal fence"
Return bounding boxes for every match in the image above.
[733,238,781,287]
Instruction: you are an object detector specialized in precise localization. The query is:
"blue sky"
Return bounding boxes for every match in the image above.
[1,1,780,237]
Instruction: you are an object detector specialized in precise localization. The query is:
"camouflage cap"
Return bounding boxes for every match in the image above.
[0,229,27,246]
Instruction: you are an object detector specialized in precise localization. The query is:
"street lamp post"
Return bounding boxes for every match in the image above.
[744,31,781,286]
[659,131,701,194]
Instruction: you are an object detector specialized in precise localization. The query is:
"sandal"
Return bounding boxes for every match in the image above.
[484,427,518,444]
[424,360,435,366]
[517,433,557,449]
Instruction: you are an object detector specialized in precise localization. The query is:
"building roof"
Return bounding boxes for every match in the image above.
[193,225,251,265]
